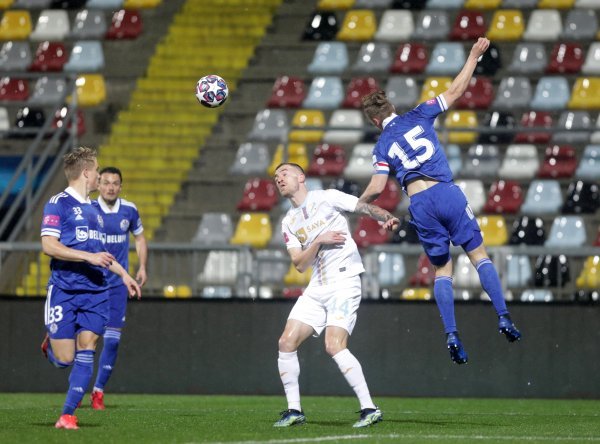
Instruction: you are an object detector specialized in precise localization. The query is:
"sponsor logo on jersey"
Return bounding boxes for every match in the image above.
[120,219,130,232]
[49,323,58,334]
[106,234,127,244]
[283,232,289,243]
[426,98,436,105]
[43,215,60,226]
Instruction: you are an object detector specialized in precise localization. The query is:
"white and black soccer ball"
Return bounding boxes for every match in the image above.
[195,75,229,108]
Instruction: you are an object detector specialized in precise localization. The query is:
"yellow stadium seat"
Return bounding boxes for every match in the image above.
[486,10,524,41]
[0,10,32,40]
[284,263,312,286]
[537,0,574,7]
[478,215,508,246]
[568,77,600,109]
[419,77,452,103]
[336,9,376,41]
[124,0,162,7]
[75,74,106,107]
[267,143,309,176]
[0,0,14,9]
[288,110,325,143]
[443,110,478,144]
[576,256,600,289]
[464,0,501,8]
[230,213,272,249]
[401,288,432,300]
[317,0,355,9]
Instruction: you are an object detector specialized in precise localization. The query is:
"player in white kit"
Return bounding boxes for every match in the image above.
[272,163,399,428]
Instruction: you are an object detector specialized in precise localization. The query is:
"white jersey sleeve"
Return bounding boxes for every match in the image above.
[325,189,359,213]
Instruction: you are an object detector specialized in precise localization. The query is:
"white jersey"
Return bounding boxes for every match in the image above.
[281,189,365,287]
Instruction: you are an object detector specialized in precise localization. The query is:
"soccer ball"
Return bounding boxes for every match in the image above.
[195,75,229,108]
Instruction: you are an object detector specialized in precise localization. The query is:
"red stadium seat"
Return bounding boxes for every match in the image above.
[546,43,584,74]
[282,287,303,298]
[106,9,142,39]
[0,77,29,101]
[514,111,554,144]
[342,76,380,108]
[390,42,428,74]
[236,178,279,211]
[52,106,85,136]
[538,145,578,179]
[352,216,390,248]
[450,10,487,41]
[266,76,306,108]
[29,41,67,72]
[483,180,524,214]
[372,178,401,212]
[409,253,435,287]
[307,143,346,177]
[455,76,494,109]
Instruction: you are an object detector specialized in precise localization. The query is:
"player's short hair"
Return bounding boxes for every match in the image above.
[99,166,123,183]
[362,90,395,123]
[274,162,305,175]
[63,146,97,182]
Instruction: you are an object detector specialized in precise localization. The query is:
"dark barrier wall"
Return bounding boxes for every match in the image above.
[1,298,599,398]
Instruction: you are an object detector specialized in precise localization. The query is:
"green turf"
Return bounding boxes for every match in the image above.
[0,394,598,443]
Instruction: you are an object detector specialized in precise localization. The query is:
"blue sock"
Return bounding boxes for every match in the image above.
[47,343,73,369]
[93,329,121,392]
[62,350,95,415]
[434,276,457,334]
[476,259,509,316]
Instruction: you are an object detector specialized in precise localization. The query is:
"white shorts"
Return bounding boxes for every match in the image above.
[288,275,362,337]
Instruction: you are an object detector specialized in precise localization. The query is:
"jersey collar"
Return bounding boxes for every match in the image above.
[382,113,398,130]
[97,196,121,213]
[65,186,91,204]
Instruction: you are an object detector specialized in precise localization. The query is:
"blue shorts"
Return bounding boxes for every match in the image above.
[408,182,482,267]
[107,284,128,329]
[44,285,110,339]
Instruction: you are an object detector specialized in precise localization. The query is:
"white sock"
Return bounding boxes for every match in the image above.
[278,351,301,411]
[333,349,376,410]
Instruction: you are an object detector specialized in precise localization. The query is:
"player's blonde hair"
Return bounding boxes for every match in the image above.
[361,90,395,124]
[63,146,97,181]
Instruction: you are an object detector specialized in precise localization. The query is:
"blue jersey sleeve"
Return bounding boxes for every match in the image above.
[413,95,448,121]
[41,200,65,238]
[130,206,143,236]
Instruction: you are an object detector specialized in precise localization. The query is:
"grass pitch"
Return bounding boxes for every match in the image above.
[0,394,598,443]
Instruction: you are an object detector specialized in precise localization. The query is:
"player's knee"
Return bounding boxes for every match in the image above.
[278,335,298,353]
[324,338,346,357]
[52,351,75,368]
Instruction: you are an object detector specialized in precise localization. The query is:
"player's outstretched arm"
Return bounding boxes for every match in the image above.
[108,260,142,299]
[442,37,490,108]
[355,202,400,232]
[358,174,388,204]
[42,236,115,267]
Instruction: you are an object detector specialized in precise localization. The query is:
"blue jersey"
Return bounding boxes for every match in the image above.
[372,95,454,192]
[93,197,143,288]
[41,187,109,292]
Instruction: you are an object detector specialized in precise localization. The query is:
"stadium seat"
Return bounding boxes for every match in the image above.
[562,9,597,41]
[385,75,418,109]
[427,0,463,6]
[374,10,413,41]
[355,0,392,6]
[391,0,427,8]
[391,214,420,244]
[317,0,355,9]
[302,76,343,109]
[534,254,571,288]
[230,213,272,249]
[562,180,600,214]
[529,76,570,111]
[229,142,270,175]
[200,286,232,299]
[307,42,348,74]
[0,41,31,72]
[568,77,600,110]
[283,263,311,286]
[551,111,591,145]
[372,178,401,211]
[576,145,600,181]
[445,143,462,176]
[267,76,306,108]
[64,41,105,72]
[575,0,600,6]
[307,143,347,176]
[123,0,161,7]
[322,109,364,144]
[409,253,435,287]
[505,254,532,288]
[198,251,243,285]
[509,215,546,245]
[492,76,532,110]
[462,144,500,178]
[454,76,494,109]
[521,179,563,215]
[486,10,524,41]
[0,10,32,40]
[538,145,578,179]
[75,74,106,107]
[478,111,515,144]
[390,42,428,74]
[256,249,289,287]
[288,109,325,143]
[413,10,450,41]
[582,42,600,75]
[545,216,587,248]
[455,179,485,213]
[51,0,88,7]
[426,42,465,75]
[420,76,451,103]
[29,41,67,72]
[537,0,574,7]
[344,143,375,179]
[302,11,339,41]
[106,9,142,40]
[524,9,562,41]
[0,106,9,132]
[52,105,85,136]
[454,253,479,288]
[464,0,499,7]
[247,109,288,142]
[352,42,393,73]
[342,76,379,108]
[483,180,523,214]
[29,76,67,105]
[12,106,44,137]
[329,177,361,196]
[520,289,553,303]
[475,42,502,76]
[514,111,553,144]
[267,142,309,177]
[450,10,486,40]
[592,114,600,144]
[478,215,508,246]
[576,256,600,290]
[192,213,233,245]
[336,9,377,41]
[498,144,539,179]
[508,42,547,74]
[443,110,477,144]
[546,43,584,74]
[352,216,390,248]
[369,251,405,289]
[71,9,107,39]
[30,10,69,41]
[401,287,432,301]
[0,77,28,101]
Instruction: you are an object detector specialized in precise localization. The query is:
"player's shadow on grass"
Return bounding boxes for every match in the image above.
[34,422,101,428]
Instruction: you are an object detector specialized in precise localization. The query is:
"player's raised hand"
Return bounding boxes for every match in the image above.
[88,251,116,268]
[470,37,490,60]
[123,274,142,299]
[383,217,400,232]
[318,230,347,245]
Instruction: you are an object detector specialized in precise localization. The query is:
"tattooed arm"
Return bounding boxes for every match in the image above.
[355,202,400,231]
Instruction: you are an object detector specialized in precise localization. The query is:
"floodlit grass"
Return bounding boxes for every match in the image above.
[0,394,599,443]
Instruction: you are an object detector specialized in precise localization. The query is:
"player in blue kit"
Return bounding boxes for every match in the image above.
[40,147,141,430]
[89,166,147,410]
[359,38,521,365]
